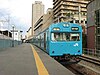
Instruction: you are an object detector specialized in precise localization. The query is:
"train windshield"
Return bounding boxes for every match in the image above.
[51,33,80,41]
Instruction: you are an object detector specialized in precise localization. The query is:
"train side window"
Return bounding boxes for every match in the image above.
[51,33,55,41]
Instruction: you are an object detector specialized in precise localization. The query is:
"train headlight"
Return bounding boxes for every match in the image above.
[71,27,79,31]
[63,24,69,27]
[53,28,60,31]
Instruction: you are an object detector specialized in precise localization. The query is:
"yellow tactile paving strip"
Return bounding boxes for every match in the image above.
[30,44,49,75]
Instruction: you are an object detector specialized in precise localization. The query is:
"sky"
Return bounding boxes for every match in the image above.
[0,0,53,37]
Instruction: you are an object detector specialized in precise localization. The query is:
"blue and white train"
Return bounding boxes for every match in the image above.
[29,22,82,62]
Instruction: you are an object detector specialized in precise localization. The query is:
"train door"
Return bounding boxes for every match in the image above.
[46,31,49,53]
[44,32,46,51]
[40,35,41,47]
[41,33,44,49]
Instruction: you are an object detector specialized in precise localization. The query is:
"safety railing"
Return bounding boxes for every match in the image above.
[83,48,100,58]
[0,34,22,49]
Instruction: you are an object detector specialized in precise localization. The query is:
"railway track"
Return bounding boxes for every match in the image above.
[63,64,85,75]
[59,55,100,75]
[59,60,86,75]
[60,62,99,75]
[79,55,100,66]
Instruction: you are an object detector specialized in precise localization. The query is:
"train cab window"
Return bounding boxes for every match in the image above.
[65,33,70,41]
[51,33,80,41]
[51,33,62,41]
[70,33,80,41]
[51,33,70,41]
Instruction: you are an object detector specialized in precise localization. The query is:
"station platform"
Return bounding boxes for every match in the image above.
[0,43,74,75]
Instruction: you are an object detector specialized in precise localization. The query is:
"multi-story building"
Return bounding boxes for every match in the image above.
[0,30,12,39]
[34,8,53,35]
[11,29,22,41]
[42,8,53,32]
[53,0,90,33]
[87,0,100,55]
[26,27,32,40]
[32,1,44,36]
[34,15,43,36]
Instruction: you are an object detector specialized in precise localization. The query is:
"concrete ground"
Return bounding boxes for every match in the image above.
[0,43,74,75]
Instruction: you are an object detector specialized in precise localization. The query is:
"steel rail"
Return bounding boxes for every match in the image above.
[79,55,100,66]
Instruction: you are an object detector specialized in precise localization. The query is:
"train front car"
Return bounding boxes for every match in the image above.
[49,22,82,63]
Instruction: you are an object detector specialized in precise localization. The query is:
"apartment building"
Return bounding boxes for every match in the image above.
[42,8,53,32]
[34,8,53,35]
[53,0,90,33]
[32,1,44,36]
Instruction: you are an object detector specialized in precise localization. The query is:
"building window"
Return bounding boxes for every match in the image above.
[97,28,100,35]
[95,10,100,25]
[98,36,100,44]
[15,33,17,35]
[75,20,79,23]
[85,21,87,24]
[81,20,83,23]
[95,9,100,52]
[70,21,73,23]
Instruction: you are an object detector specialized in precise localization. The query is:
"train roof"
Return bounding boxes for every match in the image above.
[49,22,82,32]
[50,22,81,28]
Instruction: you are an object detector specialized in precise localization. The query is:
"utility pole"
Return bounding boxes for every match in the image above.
[12,25,14,47]
[8,15,10,37]
[0,20,7,36]
[0,14,10,38]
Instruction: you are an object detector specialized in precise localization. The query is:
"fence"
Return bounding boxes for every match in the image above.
[83,48,100,58]
[0,34,22,49]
